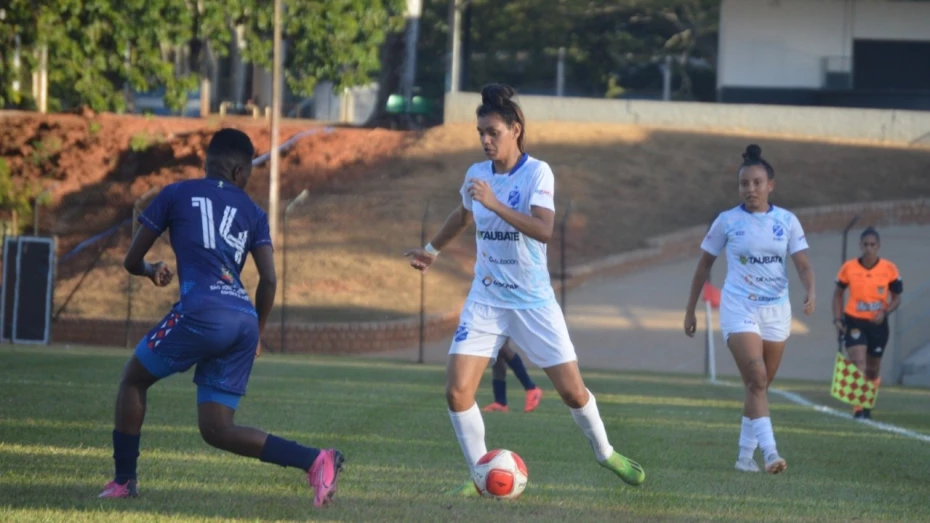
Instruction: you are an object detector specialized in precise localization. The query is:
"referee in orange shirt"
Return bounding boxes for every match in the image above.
[832,227,903,419]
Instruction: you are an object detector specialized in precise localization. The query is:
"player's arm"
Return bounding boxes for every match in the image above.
[876,272,904,325]
[251,245,276,335]
[886,278,903,315]
[467,173,554,243]
[832,265,848,331]
[124,226,172,287]
[791,250,816,315]
[685,251,717,317]
[430,204,474,250]
[832,285,846,331]
[485,203,554,244]
[406,204,472,272]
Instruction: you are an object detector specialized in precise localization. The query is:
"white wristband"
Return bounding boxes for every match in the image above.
[424,242,440,256]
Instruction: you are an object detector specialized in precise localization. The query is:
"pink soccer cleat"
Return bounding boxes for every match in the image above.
[98,480,138,498]
[308,449,345,508]
[524,387,543,413]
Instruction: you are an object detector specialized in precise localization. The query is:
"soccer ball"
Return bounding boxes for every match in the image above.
[471,449,528,499]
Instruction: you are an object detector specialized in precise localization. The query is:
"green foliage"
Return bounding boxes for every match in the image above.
[416,0,719,100]
[129,131,163,152]
[241,0,407,96]
[0,158,43,232]
[2,0,407,111]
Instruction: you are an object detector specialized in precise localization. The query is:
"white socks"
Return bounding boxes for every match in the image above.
[738,416,758,460]
[448,403,487,471]
[750,416,778,461]
[570,389,615,462]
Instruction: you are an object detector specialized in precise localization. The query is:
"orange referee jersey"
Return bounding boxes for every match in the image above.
[836,258,902,321]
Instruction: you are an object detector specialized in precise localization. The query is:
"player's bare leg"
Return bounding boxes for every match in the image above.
[545,361,645,486]
[730,333,786,474]
[446,354,491,496]
[198,401,343,508]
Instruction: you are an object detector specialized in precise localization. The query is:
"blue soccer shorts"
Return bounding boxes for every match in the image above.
[134,307,260,410]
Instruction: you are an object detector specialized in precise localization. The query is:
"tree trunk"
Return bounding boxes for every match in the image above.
[363,29,407,128]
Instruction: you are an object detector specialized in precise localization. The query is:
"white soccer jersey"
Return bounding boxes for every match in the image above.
[700,204,809,305]
[460,154,557,309]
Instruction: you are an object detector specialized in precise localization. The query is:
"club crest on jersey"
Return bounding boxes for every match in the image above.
[772,224,785,239]
[220,267,234,284]
[877,286,885,295]
[507,188,520,208]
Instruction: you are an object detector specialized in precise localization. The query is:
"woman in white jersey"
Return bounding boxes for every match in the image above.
[683,144,816,475]
[405,84,645,494]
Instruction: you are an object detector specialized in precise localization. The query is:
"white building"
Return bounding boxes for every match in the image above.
[717,0,930,110]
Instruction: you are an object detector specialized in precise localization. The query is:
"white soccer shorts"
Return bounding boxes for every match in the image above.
[719,292,792,343]
[448,300,577,369]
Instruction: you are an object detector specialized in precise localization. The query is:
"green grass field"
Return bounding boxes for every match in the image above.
[2,345,930,522]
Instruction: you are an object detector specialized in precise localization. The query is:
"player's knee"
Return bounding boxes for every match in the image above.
[558,385,587,409]
[745,372,768,394]
[198,418,233,449]
[445,383,475,411]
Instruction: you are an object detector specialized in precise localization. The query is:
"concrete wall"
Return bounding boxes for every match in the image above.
[718,0,930,90]
[443,91,930,144]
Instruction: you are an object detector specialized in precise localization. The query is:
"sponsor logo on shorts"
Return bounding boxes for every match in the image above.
[477,230,521,242]
[874,346,883,353]
[748,294,778,302]
[734,230,745,237]
[850,329,861,340]
[739,254,784,265]
[454,325,469,342]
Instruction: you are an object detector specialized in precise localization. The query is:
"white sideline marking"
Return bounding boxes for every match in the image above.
[710,379,930,443]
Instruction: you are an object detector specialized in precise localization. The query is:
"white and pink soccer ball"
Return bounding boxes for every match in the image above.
[471,449,529,499]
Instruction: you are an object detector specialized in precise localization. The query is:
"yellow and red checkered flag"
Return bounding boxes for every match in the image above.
[831,352,878,408]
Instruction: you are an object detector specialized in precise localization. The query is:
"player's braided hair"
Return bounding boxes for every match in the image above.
[476,83,526,153]
[740,144,775,179]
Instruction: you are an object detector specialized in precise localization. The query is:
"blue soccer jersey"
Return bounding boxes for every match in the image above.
[138,178,272,315]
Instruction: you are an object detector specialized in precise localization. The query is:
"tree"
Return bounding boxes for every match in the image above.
[412,0,720,102]
[4,0,195,112]
[0,2,40,109]
[242,0,406,97]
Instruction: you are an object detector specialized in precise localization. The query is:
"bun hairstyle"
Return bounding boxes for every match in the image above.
[861,226,880,242]
[476,83,526,152]
[739,143,775,179]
